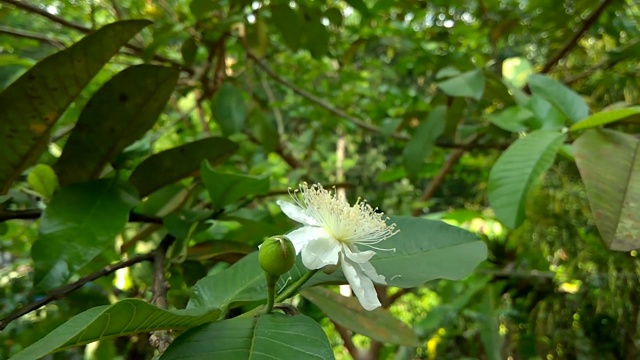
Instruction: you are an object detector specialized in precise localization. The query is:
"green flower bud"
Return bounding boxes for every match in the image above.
[259,235,296,277]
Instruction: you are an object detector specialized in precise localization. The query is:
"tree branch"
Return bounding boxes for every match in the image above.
[0,25,65,49]
[331,320,360,359]
[0,209,163,224]
[0,252,153,330]
[0,0,193,74]
[541,0,615,73]
[149,235,173,352]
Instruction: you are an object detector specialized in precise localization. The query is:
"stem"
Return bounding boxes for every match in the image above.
[276,269,319,302]
[265,276,276,314]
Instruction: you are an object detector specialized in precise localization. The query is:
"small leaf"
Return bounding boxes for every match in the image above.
[574,129,640,251]
[27,164,58,199]
[270,4,302,51]
[527,94,566,130]
[488,130,566,228]
[200,161,269,209]
[528,74,589,123]
[31,179,139,291]
[55,65,179,186]
[10,299,220,360]
[485,106,532,133]
[570,106,640,131]
[211,83,247,136]
[0,20,150,194]
[181,37,199,66]
[187,240,255,262]
[129,137,238,197]
[303,287,421,346]
[437,69,485,100]
[159,313,335,360]
[344,0,371,17]
[403,105,447,179]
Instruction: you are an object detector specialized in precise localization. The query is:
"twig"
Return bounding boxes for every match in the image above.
[540,0,615,73]
[0,25,66,49]
[0,252,153,330]
[411,134,479,217]
[332,320,360,359]
[149,235,173,352]
[0,0,193,74]
[0,209,163,224]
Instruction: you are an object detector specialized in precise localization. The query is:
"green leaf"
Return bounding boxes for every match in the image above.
[31,179,139,291]
[211,82,247,136]
[0,20,150,195]
[527,94,566,130]
[187,240,255,262]
[488,130,566,228]
[478,284,504,360]
[181,37,199,66]
[344,0,371,17]
[200,161,270,209]
[55,65,179,186]
[160,313,334,360]
[302,287,421,346]
[528,74,589,123]
[485,106,532,133]
[27,164,58,199]
[574,129,640,251]
[9,299,220,360]
[189,217,487,309]
[437,69,485,100]
[129,137,238,197]
[270,4,302,51]
[570,106,640,131]
[403,105,447,179]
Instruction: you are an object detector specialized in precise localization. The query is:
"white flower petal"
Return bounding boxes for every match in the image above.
[343,245,376,263]
[277,200,319,226]
[286,226,330,254]
[357,261,386,284]
[341,254,382,311]
[301,236,341,269]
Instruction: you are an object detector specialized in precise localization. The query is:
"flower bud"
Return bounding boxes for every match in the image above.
[259,235,296,277]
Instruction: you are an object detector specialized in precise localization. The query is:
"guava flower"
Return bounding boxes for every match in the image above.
[277,183,398,310]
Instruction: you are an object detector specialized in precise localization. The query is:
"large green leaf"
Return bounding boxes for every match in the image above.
[211,82,247,136]
[9,299,220,360]
[302,287,421,346]
[159,313,334,360]
[570,106,640,131]
[200,161,270,209]
[129,137,238,197]
[55,65,179,186]
[528,74,589,123]
[189,217,486,309]
[574,129,640,251]
[31,179,139,291]
[403,105,447,179]
[527,94,566,130]
[0,20,150,195]
[488,130,566,228]
[437,69,485,100]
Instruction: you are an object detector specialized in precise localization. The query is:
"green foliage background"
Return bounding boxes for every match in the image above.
[1,0,640,359]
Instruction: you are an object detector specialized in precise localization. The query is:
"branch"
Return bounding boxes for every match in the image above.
[0,0,193,74]
[149,235,173,352]
[541,0,615,73]
[0,209,163,224]
[411,135,479,217]
[0,252,153,330]
[0,25,65,49]
[331,320,360,359]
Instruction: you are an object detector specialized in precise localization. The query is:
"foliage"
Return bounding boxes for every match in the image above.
[1,0,640,359]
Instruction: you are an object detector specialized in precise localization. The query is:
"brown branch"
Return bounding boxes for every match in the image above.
[0,25,66,49]
[0,0,194,74]
[0,252,153,330]
[149,235,173,352]
[541,0,615,74]
[0,209,163,224]
[331,320,360,359]
[386,287,414,306]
